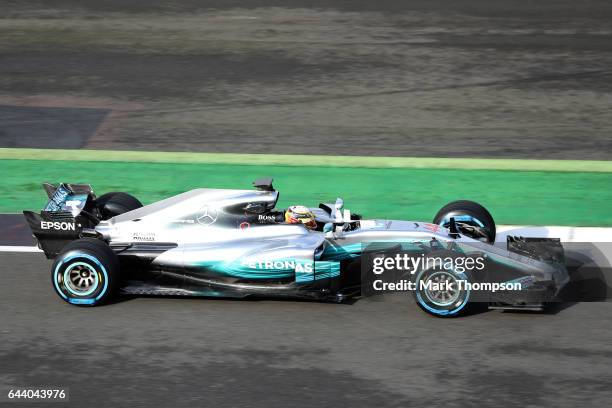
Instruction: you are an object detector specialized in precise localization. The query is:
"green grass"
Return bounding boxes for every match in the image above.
[2,159,611,226]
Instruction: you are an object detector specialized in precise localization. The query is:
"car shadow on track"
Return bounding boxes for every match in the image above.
[560,243,612,302]
[501,244,612,315]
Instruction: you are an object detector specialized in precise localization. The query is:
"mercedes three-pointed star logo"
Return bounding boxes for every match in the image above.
[196,205,219,226]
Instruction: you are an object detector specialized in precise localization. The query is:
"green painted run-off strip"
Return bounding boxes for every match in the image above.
[2,158,611,226]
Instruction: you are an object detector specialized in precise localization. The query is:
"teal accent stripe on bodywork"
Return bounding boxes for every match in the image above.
[192,261,294,280]
[187,239,457,284]
[189,258,341,283]
[314,261,341,280]
[315,261,340,280]
[321,243,362,261]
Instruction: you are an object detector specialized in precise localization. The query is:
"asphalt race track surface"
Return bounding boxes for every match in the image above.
[2,0,612,159]
[1,252,612,407]
[0,215,35,247]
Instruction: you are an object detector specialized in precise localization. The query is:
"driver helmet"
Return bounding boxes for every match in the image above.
[285,205,317,230]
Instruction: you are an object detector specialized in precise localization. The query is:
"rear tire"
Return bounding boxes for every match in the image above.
[433,200,496,243]
[96,192,142,219]
[51,238,120,306]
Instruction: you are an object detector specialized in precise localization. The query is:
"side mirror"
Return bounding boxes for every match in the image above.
[323,223,334,233]
[334,197,344,222]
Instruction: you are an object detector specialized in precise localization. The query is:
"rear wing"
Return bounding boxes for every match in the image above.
[23,183,97,258]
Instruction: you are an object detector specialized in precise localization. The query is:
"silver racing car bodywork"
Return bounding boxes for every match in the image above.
[24,179,570,316]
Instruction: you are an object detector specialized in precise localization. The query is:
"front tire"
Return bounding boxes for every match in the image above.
[51,238,120,306]
[433,200,496,243]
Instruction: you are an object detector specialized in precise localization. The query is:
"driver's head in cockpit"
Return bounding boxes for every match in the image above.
[284,205,317,230]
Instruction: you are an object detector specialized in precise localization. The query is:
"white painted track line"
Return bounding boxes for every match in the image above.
[0,245,41,252]
[497,226,612,242]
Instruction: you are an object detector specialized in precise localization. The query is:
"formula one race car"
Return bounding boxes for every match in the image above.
[24,178,569,317]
